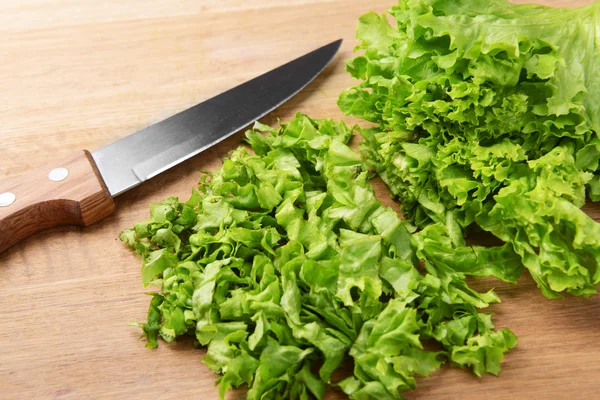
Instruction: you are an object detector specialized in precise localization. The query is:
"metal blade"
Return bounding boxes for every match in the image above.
[92,39,342,196]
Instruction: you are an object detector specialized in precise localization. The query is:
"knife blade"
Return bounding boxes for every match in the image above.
[0,39,342,253]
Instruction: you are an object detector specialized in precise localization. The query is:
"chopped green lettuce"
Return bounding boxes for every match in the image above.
[123,113,516,399]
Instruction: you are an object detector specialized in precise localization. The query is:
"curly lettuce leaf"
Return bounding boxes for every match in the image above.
[340,0,600,298]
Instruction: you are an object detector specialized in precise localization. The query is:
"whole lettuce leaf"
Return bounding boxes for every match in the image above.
[123,113,516,399]
[339,0,600,298]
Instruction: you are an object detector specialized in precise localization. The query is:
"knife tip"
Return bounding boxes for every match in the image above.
[323,39,343,55]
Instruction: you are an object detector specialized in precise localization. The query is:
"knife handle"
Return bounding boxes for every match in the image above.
[0,150,116,253]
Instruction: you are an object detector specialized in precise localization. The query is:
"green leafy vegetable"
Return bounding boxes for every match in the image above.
[339,0,600,298]
[123,113,516,399]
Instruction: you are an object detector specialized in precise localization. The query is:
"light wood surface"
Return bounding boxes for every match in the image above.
[1,0,599,399]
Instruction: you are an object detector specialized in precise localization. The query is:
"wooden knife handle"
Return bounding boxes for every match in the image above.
[0,150,116,253]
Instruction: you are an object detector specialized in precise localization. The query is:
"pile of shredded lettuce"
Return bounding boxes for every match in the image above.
[121,113,517,399]
[339,0,600,298]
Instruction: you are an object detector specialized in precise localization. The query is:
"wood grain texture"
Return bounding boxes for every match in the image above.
[0,151,115,253]
[0,0,599,399]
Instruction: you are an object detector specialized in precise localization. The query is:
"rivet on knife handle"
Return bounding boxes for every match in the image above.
[0,151,116,253]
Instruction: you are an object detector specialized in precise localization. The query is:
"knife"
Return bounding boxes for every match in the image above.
[0,39,342,253]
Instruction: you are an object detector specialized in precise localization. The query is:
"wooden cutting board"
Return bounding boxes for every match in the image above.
[1,0,599,399]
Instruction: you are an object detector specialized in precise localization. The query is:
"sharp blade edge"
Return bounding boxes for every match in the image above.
[92,39,342,196]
